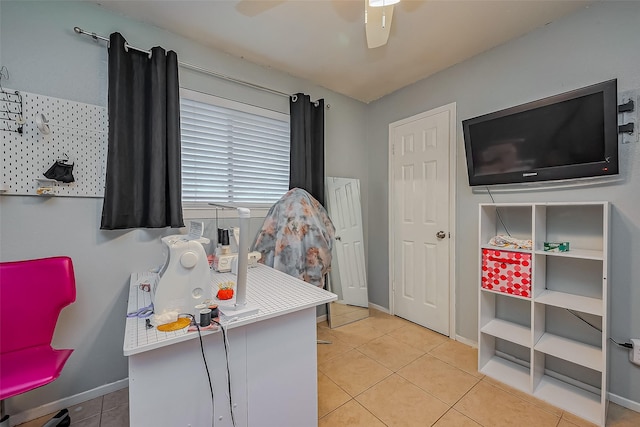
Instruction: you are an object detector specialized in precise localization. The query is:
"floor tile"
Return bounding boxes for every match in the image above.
[429,339,482,378]
[318,349,392,396]
[329,321,387,346]
[432,409,482,427]
[318,399,386,427]
[607,402,640,426]
[398,354,480,405]
[454,381,560,427]
[358,334,425,371]
[387,321,449,353]
[318,371,351,418]
[317,331,355,363]
[71,414,101,427]
[102,387,129,412]
[16,412,59,427]
[67,396,103,422]
[558,419,582,427]
[356,313,411,334]
[356,374,449,427]
[100,404,130,427]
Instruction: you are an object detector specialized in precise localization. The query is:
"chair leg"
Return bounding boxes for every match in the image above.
[41,409,70,427]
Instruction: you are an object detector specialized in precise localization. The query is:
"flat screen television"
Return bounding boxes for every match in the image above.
[462,79,618,186]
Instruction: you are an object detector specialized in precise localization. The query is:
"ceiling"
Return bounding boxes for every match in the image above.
[93,0,592,103]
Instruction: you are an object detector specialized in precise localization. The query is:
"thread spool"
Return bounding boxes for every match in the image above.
[199,308,212,327]
[209,304,219,318]
[218,228,229,246]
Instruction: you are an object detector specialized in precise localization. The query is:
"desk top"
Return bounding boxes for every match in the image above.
[123,264,336,356]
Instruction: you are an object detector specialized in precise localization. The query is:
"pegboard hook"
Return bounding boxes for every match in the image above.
[36,113,51,135]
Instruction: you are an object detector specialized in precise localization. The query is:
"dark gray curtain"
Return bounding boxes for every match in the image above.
[289,93,325,206]
[101,32,184,230]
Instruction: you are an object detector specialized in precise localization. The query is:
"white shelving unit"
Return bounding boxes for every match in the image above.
[478,202,610,426]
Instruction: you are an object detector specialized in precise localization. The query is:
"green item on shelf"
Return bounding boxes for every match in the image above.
[544,242,570,252]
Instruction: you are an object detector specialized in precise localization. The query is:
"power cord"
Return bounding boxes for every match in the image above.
[486,187,512,237]
[213,319,236,427]
[565,309,633,349]
[180,314,216,427]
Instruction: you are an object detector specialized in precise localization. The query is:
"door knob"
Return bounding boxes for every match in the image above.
[335,236,342,241]
[436,231,446,239]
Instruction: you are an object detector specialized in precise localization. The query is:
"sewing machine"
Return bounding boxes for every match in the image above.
[152,234,211,322]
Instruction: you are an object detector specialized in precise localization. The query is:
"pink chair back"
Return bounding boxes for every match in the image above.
[0,257,76,354]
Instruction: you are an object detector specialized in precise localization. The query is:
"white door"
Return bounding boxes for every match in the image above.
[389,104,455,336]
[326,177,368,307]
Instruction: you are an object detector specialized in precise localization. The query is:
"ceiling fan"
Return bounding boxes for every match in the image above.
[365,0,399,49]
[236,0,421,49]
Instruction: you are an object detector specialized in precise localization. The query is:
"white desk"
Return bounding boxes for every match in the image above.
[124,264,336,427]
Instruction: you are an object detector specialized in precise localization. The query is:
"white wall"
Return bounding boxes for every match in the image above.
[366,1,640,405]
[0,0,368,414]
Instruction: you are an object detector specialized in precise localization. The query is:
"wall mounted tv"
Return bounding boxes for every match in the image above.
[463,79,618,186]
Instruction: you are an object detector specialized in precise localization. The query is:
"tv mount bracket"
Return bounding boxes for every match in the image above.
[618,99,635,135]
[618,99,635,113]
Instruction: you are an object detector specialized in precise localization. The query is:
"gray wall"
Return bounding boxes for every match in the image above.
[0,1,368,414]
[367,1,640,404]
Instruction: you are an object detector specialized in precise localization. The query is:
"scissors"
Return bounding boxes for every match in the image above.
[127,303,154,318]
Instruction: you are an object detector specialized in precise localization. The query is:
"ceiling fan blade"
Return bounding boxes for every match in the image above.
[365,2,394,49]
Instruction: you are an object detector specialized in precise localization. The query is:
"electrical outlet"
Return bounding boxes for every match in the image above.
[630,339,640,366]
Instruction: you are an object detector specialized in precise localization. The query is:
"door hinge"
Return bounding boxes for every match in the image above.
[392,144,395,155]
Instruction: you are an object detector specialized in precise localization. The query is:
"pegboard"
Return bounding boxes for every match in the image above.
[0,90,107,197]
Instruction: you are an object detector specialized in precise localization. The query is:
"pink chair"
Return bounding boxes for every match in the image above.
[0,257,76,427]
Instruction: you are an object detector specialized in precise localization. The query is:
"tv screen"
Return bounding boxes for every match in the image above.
[463,79,618,186]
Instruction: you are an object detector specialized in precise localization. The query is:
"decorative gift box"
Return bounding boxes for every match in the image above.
[481,249,532,298]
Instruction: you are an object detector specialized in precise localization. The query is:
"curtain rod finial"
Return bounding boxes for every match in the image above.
[74,26,82,34]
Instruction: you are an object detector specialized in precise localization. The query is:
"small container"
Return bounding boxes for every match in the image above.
[544,242,570,252]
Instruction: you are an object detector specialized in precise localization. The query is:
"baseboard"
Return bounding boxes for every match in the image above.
[368,302,389,314]
[10,379,129,426]
[316,313,327,324]
[609,392,640,413]
[455,335,478,348]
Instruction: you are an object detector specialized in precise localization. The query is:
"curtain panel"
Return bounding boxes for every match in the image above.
[289,93,325,206]
[100,32,184,230]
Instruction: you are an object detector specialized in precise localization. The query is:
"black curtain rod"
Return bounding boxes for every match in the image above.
[73,26,291,99]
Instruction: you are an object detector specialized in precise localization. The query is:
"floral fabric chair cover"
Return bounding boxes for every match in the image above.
[252,188,335,288]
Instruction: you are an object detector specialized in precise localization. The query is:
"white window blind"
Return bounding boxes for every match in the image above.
[180,90,290,205]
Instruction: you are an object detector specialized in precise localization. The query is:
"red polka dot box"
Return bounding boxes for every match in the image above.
[481,249,532,298]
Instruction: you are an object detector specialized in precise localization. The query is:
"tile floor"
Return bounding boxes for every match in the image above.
[18,309,640,427]
[17,387,129,427]
[316,309,640,427]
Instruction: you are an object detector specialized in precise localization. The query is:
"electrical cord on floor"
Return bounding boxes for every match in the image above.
[565,309,633,349]
[213,319,236,427]
[180,314,216,427]
[486,187,512,236]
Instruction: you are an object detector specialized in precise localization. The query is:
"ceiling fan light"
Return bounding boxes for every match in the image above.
[369,0,400,7]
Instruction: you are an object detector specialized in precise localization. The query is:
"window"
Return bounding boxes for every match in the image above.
[180,89,290,207]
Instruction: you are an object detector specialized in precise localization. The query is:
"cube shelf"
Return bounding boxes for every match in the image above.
[478,202,609,426]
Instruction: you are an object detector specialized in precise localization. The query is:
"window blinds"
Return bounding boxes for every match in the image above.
[180,95,290,205]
